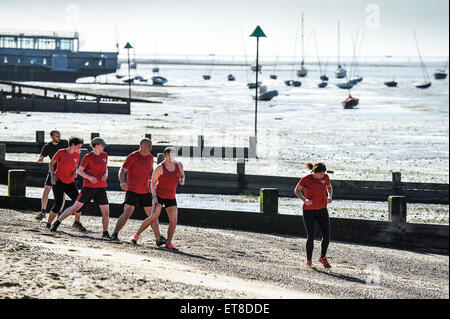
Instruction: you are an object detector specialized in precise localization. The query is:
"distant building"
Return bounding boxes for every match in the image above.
[0,30,118,82]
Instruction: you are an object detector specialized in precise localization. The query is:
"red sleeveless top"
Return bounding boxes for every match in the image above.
[156,162,181,199]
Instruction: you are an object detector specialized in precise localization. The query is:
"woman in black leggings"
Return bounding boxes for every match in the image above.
[294,162,333,268]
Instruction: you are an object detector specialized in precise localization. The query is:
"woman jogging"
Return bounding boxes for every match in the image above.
[131,147,185,250]
[50,138,110,238]
[294,162,333,268]
[46,136,86,232]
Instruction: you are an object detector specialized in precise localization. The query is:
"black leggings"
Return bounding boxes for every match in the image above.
[51,179,79,214]
[302,208,330,260]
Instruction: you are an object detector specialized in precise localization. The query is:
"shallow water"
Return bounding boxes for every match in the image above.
[0,63,448,183]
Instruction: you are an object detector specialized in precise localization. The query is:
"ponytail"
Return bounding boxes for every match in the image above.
[306,162,327,173]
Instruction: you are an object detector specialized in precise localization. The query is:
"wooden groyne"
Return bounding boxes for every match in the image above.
[0,80,162,115]
[0,148,447,204]
[0,133,256,159]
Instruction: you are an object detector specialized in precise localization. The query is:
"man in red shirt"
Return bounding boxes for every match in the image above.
[110,138,165,245]
[50,138,110,238]
[294,162,333,269]
[46,136,85,232]
[131,147,185,250]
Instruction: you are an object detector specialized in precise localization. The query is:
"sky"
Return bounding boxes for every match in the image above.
[0,0,448,59]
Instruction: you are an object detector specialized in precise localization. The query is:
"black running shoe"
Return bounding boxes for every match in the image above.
[50,220,60,232]
[102,231,111,239]
[36,210,46,221]
[110,233,119,241]
[155,235,167,247]
[58,211,63,217]
[46,222,51,229]
[72,221,87,233]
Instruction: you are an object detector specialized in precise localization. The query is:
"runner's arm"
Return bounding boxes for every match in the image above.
[118,166,128,190]
[177,162,185,185]
[49,158,57,184]
[37,155,44,163]
[77,166,96,183]
[327,184,333,203]
[294,182,312,205]
[151,166,162,204]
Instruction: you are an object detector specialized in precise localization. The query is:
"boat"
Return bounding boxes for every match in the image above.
[335,65,347,79]
[254,90,278,101]
[251,61,261,72]
[270,74,278,79]
[335,22,347,79]
[384,79,398,87]
[115,74,125,79]
[318,81,328,88]
[247,82,261,89]
[413,30,432,89]
[134,75,147,82]
[152,67,160,73]
[0,30,118,82]
[296,13,308,77]
[336,82,354,89]
[203,53,215,80]
[414,81,432,89]
[285,80,301,87]
[152,76,167,85]
[348,31,365,84]
[320,75,329,81]
[227,74,235,81]
[123,76,135,84]
[434,69,447,80]
[342,95,359,109]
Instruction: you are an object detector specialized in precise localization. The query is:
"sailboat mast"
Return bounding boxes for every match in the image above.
[413,29,430,81]
[301,12,304,63]
[337,22,340,66]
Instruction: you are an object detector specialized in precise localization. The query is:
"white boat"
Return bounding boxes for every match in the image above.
[335,65,347,79]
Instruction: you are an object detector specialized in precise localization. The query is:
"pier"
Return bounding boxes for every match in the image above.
[0,80,162,115]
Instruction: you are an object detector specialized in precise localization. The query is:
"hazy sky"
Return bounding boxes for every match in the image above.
[0,0,448,58]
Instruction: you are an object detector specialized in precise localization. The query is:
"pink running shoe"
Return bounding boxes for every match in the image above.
[318,257,331,268]
[164,242,178,251]
[131,234,139,245]
[306,260,312,268]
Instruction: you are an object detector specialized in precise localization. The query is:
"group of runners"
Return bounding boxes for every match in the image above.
[36,131,184,250]
[36,130,332,267]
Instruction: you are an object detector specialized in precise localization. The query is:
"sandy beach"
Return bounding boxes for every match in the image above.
[0,209,448,299]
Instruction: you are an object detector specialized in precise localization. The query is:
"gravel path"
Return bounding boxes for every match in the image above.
[0,209,448,299]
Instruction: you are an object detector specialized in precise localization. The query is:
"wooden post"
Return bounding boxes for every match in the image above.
[8,169,26,197]
[392,172,401,183]
[388,195,407,224]
[249,136,256,158]
[80,148,89,162]
[260,188,278,215]
[0,143,6,161]
[35,131,45,143]
[145,134,152,140]
[237,159,245,175]
[91,133,100,140]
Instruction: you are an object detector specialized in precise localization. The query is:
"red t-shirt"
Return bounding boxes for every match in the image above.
[123,151,154,194]
[156,162,181,199]
[80,151,108,188]
[299,174,331,210]
[53,149,80,184]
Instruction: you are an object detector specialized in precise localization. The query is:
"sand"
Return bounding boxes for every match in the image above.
[0,209,448,299]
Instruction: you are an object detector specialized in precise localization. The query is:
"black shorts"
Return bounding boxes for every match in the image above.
[124,191,152,208]
[44,171,52,187]
[157,196,177,208]
[77,187,109,206]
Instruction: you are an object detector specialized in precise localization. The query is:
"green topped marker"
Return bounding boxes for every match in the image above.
[124,42,133,103]
[250,26,266,154]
